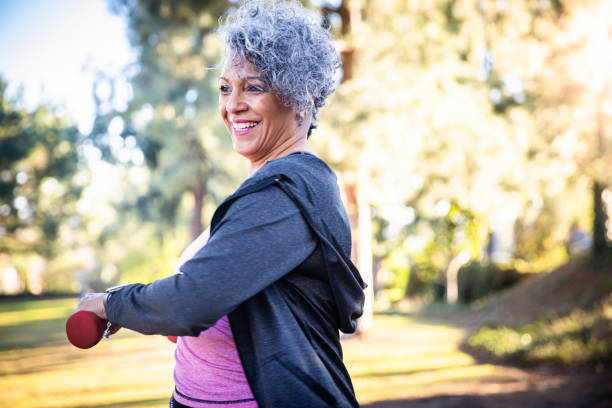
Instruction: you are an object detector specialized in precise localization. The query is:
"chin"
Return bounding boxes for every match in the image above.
[232,141,257,160]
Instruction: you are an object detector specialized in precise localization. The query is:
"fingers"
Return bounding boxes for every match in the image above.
[76,293,107,320]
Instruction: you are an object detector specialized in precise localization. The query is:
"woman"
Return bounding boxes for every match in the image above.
[76,1,365,407]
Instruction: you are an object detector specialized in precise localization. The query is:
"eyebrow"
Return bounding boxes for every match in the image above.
[219,75,265,82]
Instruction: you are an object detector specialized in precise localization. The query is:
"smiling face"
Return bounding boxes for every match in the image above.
[219,56,302,166]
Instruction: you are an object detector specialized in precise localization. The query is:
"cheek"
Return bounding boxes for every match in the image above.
[256,101,291,128]
[218,99,226,119]
[219,105,231,130]
[275,108,297,129]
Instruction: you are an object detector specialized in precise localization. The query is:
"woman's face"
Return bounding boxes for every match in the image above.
[219,57,298,163]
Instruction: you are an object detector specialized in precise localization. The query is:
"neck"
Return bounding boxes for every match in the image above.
[248,137,315,176]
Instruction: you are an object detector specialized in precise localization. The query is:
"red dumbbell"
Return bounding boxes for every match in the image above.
[66,311,178,348]
[66,311,107,349]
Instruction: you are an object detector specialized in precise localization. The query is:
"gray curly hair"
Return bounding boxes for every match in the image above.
[217,0,341,136]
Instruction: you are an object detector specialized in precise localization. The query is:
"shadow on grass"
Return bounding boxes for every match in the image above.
[0,316,69,351]
[0,296,77,351]
[0,294,77,312]
[375,303,479,328]
[351,363,476,379]
[67,397,171,408]
[361,384,612,408]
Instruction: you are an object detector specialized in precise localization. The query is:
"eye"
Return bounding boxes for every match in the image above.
[247,84,264,92]
[219,85,230,94]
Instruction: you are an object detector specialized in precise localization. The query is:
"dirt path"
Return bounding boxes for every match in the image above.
[361,367,612,408]
[341,313,612,408]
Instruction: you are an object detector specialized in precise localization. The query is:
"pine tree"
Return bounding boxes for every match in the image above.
[90,0,237,241]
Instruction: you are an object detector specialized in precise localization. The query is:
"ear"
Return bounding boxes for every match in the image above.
[296,111,305,126]
[295,103,314,127]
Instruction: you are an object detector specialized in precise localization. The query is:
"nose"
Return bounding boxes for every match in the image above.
[225,89,248,115]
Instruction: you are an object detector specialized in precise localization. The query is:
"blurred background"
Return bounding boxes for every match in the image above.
[1,0,611,407]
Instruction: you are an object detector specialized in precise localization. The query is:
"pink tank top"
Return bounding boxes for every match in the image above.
[173,228,258,407]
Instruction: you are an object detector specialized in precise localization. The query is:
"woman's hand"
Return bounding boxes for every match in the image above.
[76,293,121,335]
[76,292,107,319]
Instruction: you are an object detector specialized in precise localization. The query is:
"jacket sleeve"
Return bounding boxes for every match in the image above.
[105,184,317,336]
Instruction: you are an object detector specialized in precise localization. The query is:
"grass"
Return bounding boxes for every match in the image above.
[469,294,612,366]
[343,311,530,404]
[0,297,176,408]
[0,297,542,407]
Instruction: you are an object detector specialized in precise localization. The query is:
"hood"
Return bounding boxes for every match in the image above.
[248,153,366,333]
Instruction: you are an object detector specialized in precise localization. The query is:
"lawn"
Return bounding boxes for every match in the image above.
[0,297,535,407]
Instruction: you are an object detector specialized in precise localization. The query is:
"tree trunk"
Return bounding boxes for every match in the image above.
[446,251,470,304]
[322,1,355,83]
[344,174,374,333]
[357,171,374,331]
[191,183,205,241]
[592,85,611,258]
[592,181,610,258]
[344,181,359,265]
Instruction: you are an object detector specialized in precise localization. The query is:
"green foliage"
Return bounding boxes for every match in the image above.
[2,0,604,295]
[469,294,612,365]
[379,247,411,302]
[316,0,565,299]
[0,79,84,257]
[409,204,488,297]
[73,0,247,287]
[315,0,611,302]
[478,0,612,256]
[90,0,239,241]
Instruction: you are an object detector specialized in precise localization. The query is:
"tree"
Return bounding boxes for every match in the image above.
[314,0,539,304]
[89,0,237,243]
[478,0,612,259]
[0,78,84,292]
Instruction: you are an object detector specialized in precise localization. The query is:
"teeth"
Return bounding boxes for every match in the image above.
[233,122,258,130]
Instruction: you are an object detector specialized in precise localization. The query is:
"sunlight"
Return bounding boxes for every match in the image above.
[570,1,612,91]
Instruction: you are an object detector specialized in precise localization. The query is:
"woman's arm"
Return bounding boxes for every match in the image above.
[104,185,317,336]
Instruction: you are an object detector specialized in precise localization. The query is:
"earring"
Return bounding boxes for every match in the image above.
[298,111,304,127]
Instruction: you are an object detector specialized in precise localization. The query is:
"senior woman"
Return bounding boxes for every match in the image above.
[76,1,365,407]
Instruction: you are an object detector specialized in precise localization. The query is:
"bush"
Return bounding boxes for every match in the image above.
[469,295,612,366]
[457,262,528,304]
[405,264,436,297]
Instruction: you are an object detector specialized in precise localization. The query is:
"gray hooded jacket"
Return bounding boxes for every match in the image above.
[106,152,366,407]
